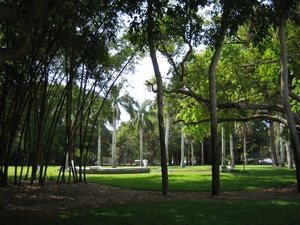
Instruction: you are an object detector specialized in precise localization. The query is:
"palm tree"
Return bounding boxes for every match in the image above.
[269,120,279,167]
[132,99,154,167]
[110,80,137,168]
[111,99,120,168]
[185,133,195,166]
[221,124,227,171]
[96,99,112,167]
[180,123,185,167]
[229,133,235,170]
[165,112,171,163]
[235,122,253,171]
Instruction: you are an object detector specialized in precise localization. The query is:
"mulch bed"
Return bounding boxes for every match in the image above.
[0,181,299,225]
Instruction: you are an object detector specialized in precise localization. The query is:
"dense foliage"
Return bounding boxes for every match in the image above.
[1,0,300,196]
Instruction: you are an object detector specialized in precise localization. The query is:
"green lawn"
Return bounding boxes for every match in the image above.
[86,165,296,191]
[7,165,297,191]
[25,199,300,225]
[8,165,300,225]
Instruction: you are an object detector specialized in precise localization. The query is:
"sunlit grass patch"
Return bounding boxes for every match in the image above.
[87,165,296,191]
[7,165,296,191]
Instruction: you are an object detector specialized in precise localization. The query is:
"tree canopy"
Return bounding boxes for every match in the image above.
[1,0,300,196]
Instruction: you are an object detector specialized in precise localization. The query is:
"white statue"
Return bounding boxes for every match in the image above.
[143,159,148,167]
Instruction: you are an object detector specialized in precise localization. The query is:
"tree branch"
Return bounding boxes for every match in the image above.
[290,91,300,102]
[0,0,67,65]
[166,87,300,125]
[175,114,300,129]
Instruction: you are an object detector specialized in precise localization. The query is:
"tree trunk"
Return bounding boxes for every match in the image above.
[229,133,235,169]
[180,124,185,167]
[201,140,204,166]
[280,124,285,167]
[146,0,168,196]
[191,141,194,166]
[286,140,293,169]
[279,16,300,192]
[139,123,143,167]
[275,143,280,164]
[145,138,148,161]
[209,46,222,196]
[243,131,247,171]
[269,120,278,166]
[97,120,102,166]
[221,125,226,171]
[165,113,170,164]
[112,104,117,168]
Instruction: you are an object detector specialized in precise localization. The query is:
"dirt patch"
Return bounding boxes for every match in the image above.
[0,181,299,225]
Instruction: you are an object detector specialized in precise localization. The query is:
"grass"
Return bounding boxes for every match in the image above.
[7,165,297,191]
[25,199,300,225]
[86,165,296,191]
[7,165,300,225]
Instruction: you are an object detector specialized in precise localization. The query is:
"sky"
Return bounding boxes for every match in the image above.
[121,56,169,121]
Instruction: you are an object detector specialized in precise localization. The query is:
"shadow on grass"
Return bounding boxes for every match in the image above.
[25,199,300,225]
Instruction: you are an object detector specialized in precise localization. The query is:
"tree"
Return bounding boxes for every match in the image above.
[277,7,300,191]
[0,0,67,65]
[221,124,227,171]
[229,133,235,169]
[159,0,259,196]
[132,99,154,167]
[0,0,133,186]
[110,81,137,168]
[4,0,300,196]
[146,0,169,196]
[157,1,300,194]
[180,123,185,167]
[236,122,253,170]
[165,113,171,163]
[96,97,114,167]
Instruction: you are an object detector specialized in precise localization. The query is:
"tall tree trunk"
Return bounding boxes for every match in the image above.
[201,138,204,165]
[209,45,222,196]
[165,113,170,164]
[229,133,235,169]
[275,144,280,164]
[280,124,285,167]
[286,140,293,169]
[97,120,102,166]
[279,16,300,192]
[146,0,168,196]
[221,125,226,171]
[112,103,117,168]
[191,140,194,166]
[145,138,148,161]
[269,120,278,166]
[139,123,143,167]
[180,124,185,167]
[243,131,247,171]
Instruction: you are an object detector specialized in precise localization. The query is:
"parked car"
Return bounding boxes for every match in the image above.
[258,158,272,164]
